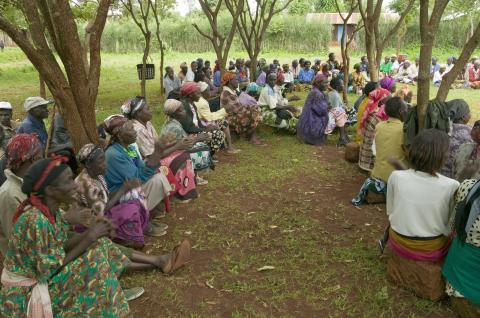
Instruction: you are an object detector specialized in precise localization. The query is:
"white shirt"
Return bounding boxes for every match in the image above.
[283,71,294,83]
[387,169,459,237]
[433,70,445,83]
[446,63,454,73]
[391,61,400,73]
[186,70,195,82]
[395,64,417,80]
[258,85,288,110]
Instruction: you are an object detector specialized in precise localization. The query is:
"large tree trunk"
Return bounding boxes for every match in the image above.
[437,22,480,102]
[159,39,165,98]
[140,32,151,97]
[365,30,379,82]
[39,74,46,98]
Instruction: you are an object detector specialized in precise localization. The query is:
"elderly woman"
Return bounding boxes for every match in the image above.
[380,76,396,93]
[355,82,379,142]
[195,82,238,153]
[454,120,480,182]
[179,82,226,155]
[327,78,350,145]
[122,96,199,202]
[160,99,214,184]
[103,115,172,238]
[358,88,391,171]
[220,72,263,145]
[439,99,472,179]
[0,157,131,316]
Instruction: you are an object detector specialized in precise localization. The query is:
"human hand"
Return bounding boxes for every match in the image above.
[179,137,196,150]
[206,125,218,132]
[64,203,92,226]
[122,179,142,192]
[87,218,114,241]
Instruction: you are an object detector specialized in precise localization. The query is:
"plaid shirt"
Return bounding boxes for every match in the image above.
[358,113,380,171]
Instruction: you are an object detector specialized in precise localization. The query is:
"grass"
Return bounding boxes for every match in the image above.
[0,47,473,317]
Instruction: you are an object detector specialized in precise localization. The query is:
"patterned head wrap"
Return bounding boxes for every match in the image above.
[221,71,236,86]
[246,82,258,94]
[6,134,42,170]
[180,82,200,96]
[121,96,146,119]
[14,157,70,226]
[103,115,128,136]
[312,73,328,86]
[164,99,183,116]
[77,143,104,165]
[447,99,470,123]
[360,88,391,130]
[380,76,395,91]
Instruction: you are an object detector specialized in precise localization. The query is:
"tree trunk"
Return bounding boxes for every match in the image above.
[417,2,433,130]
[365,30,379,82]
[159,39,165,99]
[249,56,257,82]
[437,22,480,102]
[39,73,46,98]
[140,31,151,97]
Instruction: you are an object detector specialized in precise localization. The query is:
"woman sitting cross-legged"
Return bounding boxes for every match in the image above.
[454,120,480,182]
[383,129,460,301]
[442,179,480,316]
[220,72,263,145]
[103,115,173,240]
[75,144,191,272]
[296,74,348,146]
[160,99,214,184]
[179,82,226,157]
[123,96,199,202]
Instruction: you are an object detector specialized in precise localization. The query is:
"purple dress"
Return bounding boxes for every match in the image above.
[296,87,329,145]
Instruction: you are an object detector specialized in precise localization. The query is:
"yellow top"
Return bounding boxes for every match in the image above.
[195,97,227,122]
[371,118,406,182]
[355,97,369,142]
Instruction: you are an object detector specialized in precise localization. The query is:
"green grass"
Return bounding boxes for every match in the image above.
[0,47,470,317]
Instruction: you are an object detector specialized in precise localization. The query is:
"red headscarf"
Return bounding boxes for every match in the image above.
[180,82,200,96]
[6,133,42,170]
[221,71,236,86]
[360,88,391,130]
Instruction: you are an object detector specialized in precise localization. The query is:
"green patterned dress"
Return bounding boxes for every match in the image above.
[0,207,131,317]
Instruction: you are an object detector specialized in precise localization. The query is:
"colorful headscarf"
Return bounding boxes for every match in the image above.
[313,73,328,86]
[121,96,146,119]
[221,71,236,86]
[6,134,42,170]
[164,99,183,116]
[380,76,395,91]
[14,157,69,226]
[180,82,200,96]
[360,88,391,130]
[103,114,128,136]
[77,143,103,165]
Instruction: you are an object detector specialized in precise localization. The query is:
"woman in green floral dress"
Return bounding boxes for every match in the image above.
[0,157,130,317]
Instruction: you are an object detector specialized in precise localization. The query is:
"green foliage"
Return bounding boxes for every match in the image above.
[71,0,98,21]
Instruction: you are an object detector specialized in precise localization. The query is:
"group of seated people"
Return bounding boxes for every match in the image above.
[345,75,479,312]
[381,54,480,89]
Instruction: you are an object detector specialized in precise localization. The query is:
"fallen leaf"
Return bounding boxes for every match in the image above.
[257,265,275,272]
[205,280,215,289]
[205,301,217,305]
[184,231,192,235]
[304,191,315,194]
[207,214,217,219]
[269,225,278,229]
[247,211,257,215]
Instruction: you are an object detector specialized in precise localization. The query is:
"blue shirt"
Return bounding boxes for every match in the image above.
[16,114,48,149]
[105,143,156,193]
[213,71,221,87]
[298,68,315,83]
[430,64,440,75]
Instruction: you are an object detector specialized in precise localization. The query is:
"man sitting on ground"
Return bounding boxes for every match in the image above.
[0,101,19,147]
[433,64,447,87]
[380,57,392,76]
[468,59,480,89]
[298,61,315,84]
[394,60,417,84]
[164,66,182,97]
[186,61,197,82]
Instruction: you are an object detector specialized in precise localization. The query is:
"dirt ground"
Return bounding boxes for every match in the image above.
[125,138,458,318]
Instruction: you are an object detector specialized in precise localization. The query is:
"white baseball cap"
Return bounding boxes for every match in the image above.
[0,101,12,110]
[24,97,53,112]
[198,81,209,92]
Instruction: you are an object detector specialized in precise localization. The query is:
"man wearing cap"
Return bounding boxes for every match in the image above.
[394,60,417,84]
[16,96,52,150]
[0,101,19,147]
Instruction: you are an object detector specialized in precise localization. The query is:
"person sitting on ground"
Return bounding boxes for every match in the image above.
[282,63,294,88]
[0,101,19,147]
[195,82,238,154]
[179,82,226,156]
[358,88,391,171]
[291,59,301,80]
[204,60,211,71]
[454,120,480,182]
[320,63,330,78]
[17,96,52,151]
[442,178,480,314]
[160,99,214,180]
[468,59,480,89]
[256,65,269,86]
[0,157,133,316]
[360,56,369,76]
[439,100,472,179]
[213,60,221,88]
[380,75,396,93]
[235,58,249,89]
[203,67,219,96]
[380,57,393,76]
[298,60,315,84]
[312,59,322,74]
[0,134,42,255]
[186,61,197,82]
[446,56,454,73]
[220,72,263,145]
[355,82,379,142]
[352,63,367,94]
[394,60,417,84]
[390,55,400,74]
[433,64,447,87]
[255,58,267,79]
[123,96,199,202]
[430,57,441,78]
[258,73,300,133]
[103,115,172,239]
[383,129,459,300]
[327,78,350,145]
[164,66,182,97]
[178,62,188,84]
[352,97,407,205]
[327,53,339,71]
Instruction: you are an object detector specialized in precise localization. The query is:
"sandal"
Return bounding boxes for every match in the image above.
[162,240,191,274]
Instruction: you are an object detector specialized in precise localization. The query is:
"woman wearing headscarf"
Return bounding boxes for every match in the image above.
[122,96,199,202]
[0,157,131,316]
[440,99,472,179]
[220,72,263,145]
[355,82,379,142]
[160,99,214,184]
[179,82,226,156]
[454,120,480,182]
[442,178,480,313]
[103,115,172,238]
[358,88,391,171]
[379,76,396,93]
